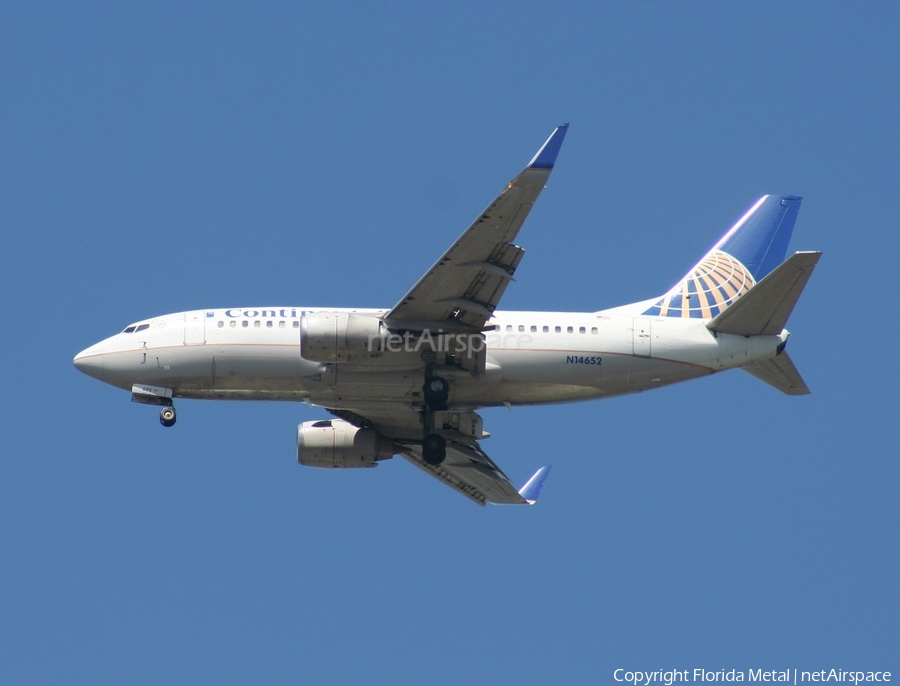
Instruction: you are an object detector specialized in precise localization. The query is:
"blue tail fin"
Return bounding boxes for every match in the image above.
[644,195,802,319]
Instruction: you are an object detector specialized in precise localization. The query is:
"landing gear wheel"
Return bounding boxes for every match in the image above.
[159,406,177,428]
[423,376,449,410]
[422,433,446,466]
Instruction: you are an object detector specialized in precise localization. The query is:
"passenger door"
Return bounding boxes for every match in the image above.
[632,317,651,357]
[184,311,206,346]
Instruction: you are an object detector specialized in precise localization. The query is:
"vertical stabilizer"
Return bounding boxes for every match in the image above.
[644,195,802,320]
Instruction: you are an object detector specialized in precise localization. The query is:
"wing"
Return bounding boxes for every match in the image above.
[329,407,551,506]
[385,124,569,333]
[397,441,548,506]
[316,129,564,504]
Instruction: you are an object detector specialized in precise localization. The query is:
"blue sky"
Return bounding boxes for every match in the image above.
[2,2,898,684]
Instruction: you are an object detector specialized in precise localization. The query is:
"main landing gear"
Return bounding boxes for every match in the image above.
[421,374,449,466]
[159,405,177,428]
[423,375,449,410]
[422,432,446,466]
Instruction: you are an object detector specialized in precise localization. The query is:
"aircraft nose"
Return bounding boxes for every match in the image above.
[73,342,105,381]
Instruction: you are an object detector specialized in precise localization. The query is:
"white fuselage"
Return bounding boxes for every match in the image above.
[74,306,788,411]
[69,127,815,504]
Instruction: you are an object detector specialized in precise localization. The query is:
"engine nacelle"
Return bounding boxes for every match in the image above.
[297,419,395,469]
[300,311,386,363]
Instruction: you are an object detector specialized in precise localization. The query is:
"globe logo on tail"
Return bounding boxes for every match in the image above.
[644,250,755,319]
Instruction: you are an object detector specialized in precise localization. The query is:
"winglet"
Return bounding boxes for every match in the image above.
[527,124,569,170]
[518,465,552,505]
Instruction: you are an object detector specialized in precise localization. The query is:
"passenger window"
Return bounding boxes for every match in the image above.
[530,325,537,333]
[229,321,236,328]
[542,326,549,333]
[254,320,261,328]
[293,321,300,328]
[279,321,286,328]
[579,327,586,334]
[567,326,573,334]
[555,326,561,333]
[217,321,224,328]
[506,325,513,332]
[242,321,248,328]
[591,327,598,334]
[267,321,273,328]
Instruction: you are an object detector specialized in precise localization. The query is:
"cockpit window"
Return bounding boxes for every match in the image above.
[135,324,149,332]
[123,326,136,333]
[123,323,150,334]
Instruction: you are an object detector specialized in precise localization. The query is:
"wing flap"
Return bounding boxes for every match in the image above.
[397,446,491,506]
[397,440,529,505]
[328,407,544,505]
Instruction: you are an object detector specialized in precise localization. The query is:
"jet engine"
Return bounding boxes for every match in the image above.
[297,419,395,468]
[300,311,386,363]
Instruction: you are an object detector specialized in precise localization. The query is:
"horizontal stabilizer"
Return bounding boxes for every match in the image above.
[707,251,821,336]
[742,351,810,395]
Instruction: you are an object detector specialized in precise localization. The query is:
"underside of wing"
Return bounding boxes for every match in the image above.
[309,129,567,505]
[396,440,529,506]
[386,125,569,333]
[327,407,550,506]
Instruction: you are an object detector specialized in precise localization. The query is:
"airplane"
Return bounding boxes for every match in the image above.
[73,124,821,506]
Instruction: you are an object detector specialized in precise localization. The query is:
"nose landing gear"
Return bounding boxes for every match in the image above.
[159,405,177,428]
[132,385,177,428]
